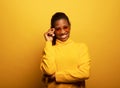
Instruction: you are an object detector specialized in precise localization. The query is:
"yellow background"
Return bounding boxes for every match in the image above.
[0,0,120,88]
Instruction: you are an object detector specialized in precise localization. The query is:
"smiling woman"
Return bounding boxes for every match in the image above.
[54,19,70,42]
[1,0,120,88]
[46,12,71,44]
[40,12,91,88]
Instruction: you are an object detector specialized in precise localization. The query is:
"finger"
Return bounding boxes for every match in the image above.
[52,33,55,36]
[48,28,55,34]
[51,28,55,32]
[47,31,54,36]
[45,28,55,37]
[48,28,55,33]
[47,32,55,37]
[51,28,55,35]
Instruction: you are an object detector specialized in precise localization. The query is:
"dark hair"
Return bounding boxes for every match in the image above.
[51,12,71,28]
[51,12,71,45]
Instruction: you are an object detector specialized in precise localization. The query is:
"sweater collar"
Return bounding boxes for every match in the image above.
[56,38,73,46]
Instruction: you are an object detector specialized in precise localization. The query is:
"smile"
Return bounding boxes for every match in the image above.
[60,34,68,39]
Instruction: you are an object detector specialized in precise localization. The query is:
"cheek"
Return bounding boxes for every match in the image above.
[54,31,60,36]
[55,30,60,34]
[64,28,70,33]
[66,28,70,32]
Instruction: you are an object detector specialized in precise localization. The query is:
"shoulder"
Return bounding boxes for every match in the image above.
[73,42,88,51]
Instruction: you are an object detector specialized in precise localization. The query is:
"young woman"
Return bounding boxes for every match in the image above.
[40,12,91,88]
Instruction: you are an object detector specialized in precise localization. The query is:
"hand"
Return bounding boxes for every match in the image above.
[48,74,55,81]
[44,73,55,81]
[44,28,55,41]
[50,74,55,79]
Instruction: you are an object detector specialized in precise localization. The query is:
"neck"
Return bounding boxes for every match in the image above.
[56,38,72,45]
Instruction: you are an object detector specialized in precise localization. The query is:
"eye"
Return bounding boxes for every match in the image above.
[55,27,61,31]
[63,26,68,29]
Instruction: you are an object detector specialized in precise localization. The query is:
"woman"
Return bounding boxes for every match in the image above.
[40,12,91,88]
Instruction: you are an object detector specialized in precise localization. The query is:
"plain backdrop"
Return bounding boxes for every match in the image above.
[0,0,120,88]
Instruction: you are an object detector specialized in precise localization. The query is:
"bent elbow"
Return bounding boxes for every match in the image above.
[40,65,56,75]
[45,69,56,75]
[82,72,90,80]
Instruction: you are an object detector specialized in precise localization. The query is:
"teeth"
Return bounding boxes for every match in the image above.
[61,34,67,38]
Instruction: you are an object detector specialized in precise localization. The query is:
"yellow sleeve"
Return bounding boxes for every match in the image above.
[40,41,56,75]
[55,43,91,83]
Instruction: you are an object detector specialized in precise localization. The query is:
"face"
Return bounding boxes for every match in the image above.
[54,19,70,42]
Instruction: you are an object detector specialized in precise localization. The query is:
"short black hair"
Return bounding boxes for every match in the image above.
[51,12,71,28]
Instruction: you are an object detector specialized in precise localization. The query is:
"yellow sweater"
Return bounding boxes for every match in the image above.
[40,38,91,88]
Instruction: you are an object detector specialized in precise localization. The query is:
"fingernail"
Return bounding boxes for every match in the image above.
[52,34,55,36]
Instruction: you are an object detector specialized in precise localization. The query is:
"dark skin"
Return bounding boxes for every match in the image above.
[44,18,71,42]
[44,18,71,78]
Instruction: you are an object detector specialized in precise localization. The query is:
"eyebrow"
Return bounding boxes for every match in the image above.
[55,25,69,28]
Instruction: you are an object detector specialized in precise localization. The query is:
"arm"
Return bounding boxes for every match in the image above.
[40,41,56,75]
[40,28,56,75]
[55,43,91,83]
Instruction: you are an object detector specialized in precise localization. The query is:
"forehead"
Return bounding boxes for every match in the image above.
[54,19,69,27]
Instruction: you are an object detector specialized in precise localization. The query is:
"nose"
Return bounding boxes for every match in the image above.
[61,29,65,34]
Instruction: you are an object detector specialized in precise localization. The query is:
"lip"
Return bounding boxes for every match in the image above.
[60,33,69,39]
